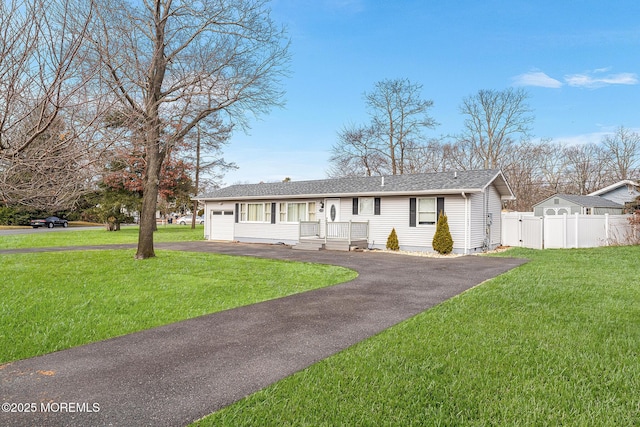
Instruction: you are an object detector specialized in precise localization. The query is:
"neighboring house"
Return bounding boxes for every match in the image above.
[195,169,515,254]
[533,194,624,216]
[588,179,640,207]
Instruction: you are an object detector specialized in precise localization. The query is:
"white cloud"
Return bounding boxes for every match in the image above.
[564,69,639,88]
[512,71,563,88]
[553,132,609,147]
[512,68,639,89]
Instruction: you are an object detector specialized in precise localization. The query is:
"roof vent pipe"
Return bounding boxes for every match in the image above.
[454,171,458,179]
[381,176,385,187]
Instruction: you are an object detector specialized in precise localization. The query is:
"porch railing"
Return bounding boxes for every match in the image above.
[300,220,369,241]
[299,221,320,238]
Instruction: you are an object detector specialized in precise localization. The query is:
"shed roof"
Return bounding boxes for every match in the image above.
[196,169,515,201]
[534,194,624,208]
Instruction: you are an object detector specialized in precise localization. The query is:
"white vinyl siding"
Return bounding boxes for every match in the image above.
[468,193,485,249]
[353,196,466,252]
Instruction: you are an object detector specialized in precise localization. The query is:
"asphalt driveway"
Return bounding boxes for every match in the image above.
[0,242,526,426]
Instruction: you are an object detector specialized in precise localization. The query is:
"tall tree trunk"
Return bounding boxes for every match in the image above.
[136,149,161,259]
[191,126,201,229]
[136,119,162,259]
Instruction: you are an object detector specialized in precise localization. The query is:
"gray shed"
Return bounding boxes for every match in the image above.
[533,194,624,216]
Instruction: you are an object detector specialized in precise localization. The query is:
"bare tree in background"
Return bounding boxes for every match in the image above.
[328,124,385,177]
[459,88,534,170]
[85,0,290,259]
[183,117,236,228]
[501,141,551,211]
[0,0,99,210]
[329,78,437,177]
[563,143,606,194]
[365,78,437,175]
[601,126,640,181]
[537,139,569,195]
[0,115,93,210]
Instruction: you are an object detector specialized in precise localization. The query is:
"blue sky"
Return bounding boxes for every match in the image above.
[221,0,640,185]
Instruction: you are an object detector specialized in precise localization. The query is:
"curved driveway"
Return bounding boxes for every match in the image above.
[0,241,526,426]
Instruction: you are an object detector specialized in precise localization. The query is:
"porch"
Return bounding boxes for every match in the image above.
[295,220,369,251]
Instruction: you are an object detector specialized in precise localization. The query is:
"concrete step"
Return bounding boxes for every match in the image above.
[293,242,324,251]
[324,240,351,251]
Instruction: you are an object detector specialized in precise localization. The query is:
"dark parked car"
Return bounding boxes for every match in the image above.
[30,216,69,228]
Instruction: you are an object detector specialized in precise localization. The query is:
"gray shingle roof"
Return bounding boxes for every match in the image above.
[197,169,514,200]
[551,194,624,208]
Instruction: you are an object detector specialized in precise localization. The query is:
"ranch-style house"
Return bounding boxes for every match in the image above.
[195,169,515,254]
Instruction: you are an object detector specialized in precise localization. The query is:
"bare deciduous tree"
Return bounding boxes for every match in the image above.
[0,116,93,211]
[601,126,640,181]
[0,0,100,211]
[85,0,290,259]
[563,143,606,195]
[327,124,385,177]
[181,118,236,228]
[329,78,437,177]
[0,0,93,156]
[365,78,437,175]
[459,88,534,170]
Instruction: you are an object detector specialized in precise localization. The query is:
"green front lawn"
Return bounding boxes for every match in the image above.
[0,224,204,249]
[195,246,640,426]
[0,250,357,363]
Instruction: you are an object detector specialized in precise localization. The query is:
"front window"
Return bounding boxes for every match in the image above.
[308,202,316,221]
[418,197,436,224]
[240,203,266,222]
[287,202,307,222]
[359,197,374,215]
[265,204,272,223]
[278,201,316,223]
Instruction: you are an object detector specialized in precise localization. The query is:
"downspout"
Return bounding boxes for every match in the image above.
[461,192,469,255]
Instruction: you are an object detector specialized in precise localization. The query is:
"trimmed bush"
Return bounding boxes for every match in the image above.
[432,211,454,254]
[386,228,400,251]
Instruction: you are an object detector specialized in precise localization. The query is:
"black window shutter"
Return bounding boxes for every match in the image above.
[437,197,445,218]
[374,197,381,215]
[409,198,416,227]
[234,203,239,223]
[271,203,276,224]
[352,198,359,215]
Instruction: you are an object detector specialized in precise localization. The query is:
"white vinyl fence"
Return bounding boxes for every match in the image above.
[502,212,637,249]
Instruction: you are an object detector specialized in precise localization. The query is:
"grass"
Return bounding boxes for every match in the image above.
[0,249,357,364]
[194,246,640,426]
[0,224,204,249]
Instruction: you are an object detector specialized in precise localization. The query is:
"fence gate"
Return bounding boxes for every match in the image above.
[502,213,543,249]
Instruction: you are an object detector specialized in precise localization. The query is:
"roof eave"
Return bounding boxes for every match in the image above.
[482,169,516,200]
[195,188,486,202]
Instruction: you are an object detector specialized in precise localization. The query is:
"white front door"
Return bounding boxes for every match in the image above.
[325,198,340,222]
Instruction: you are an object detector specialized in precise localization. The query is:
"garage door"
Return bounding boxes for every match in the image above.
[210,210,235,241]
